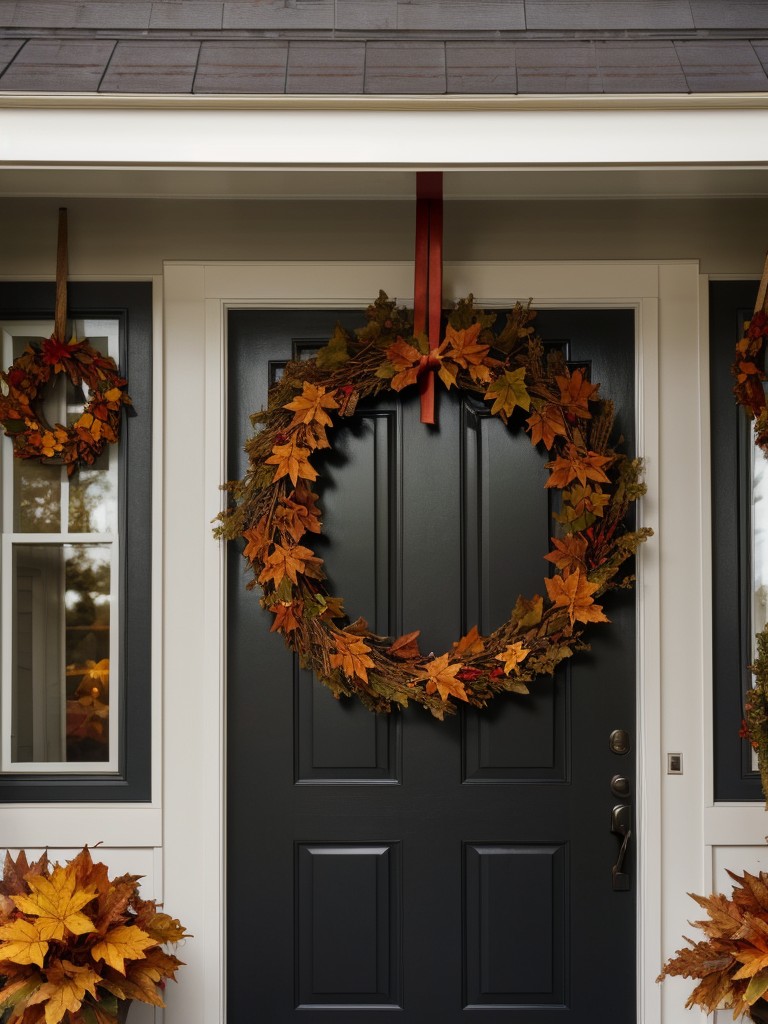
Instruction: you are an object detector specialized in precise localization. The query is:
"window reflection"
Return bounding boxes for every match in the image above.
[755,446,768,636]
[12,545,111,764]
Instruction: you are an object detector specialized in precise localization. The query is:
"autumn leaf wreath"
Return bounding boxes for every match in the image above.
[0,335,131,473]
[733,307,768,457]
[217,294,652,719]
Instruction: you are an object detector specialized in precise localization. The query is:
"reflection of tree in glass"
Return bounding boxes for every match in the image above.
[64,547,110,762]
[14,461,61,531]
[69,461,113,533]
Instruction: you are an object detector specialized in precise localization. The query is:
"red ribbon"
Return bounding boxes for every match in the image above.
[413,172,443,424]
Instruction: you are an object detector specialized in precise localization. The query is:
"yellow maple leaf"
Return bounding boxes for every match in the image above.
[0,917,49,968]
[411,653,468,703]
[484,368,531,421]
[91,924,156,975]
[27,960,100,1024]
[283,382,339,429]
[13,865,96,942]
[329,631,375,684]
[544,570,609,627]
[496,641,531,675]
[265,436,317,487]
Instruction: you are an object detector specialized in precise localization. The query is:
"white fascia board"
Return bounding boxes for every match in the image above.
[0,93,767,169]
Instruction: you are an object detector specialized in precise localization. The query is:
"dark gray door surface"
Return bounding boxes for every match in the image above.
[227,307,637,1022]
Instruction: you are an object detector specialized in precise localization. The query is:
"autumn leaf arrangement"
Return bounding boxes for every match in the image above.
[0,847,187,1024]
[217,292,652,719]
[657,869,768,1021]
[0,336,131,472]
[733,308,768,457]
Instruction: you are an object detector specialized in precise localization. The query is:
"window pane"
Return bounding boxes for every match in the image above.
[12,544,111,764]
[754,445,768,636]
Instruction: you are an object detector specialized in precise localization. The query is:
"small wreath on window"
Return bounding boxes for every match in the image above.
[733,309,768,458]
[0,335,132,474]
[217,293,651,719]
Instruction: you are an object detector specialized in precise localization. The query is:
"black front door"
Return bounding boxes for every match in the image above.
[227,306,637,1022]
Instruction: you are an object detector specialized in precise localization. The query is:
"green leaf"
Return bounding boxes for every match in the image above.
[2,418,26,435]
[315,324,351,370]
[275,576,294,602]
[511,594,543,629]
[746,968,768,1005]
[484,368,531,420]
[0,976,42,1012]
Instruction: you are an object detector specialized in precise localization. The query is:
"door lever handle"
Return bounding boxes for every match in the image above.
[611,804,631,891]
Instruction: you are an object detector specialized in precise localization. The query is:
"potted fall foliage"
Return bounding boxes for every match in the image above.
[0,847,187,1024]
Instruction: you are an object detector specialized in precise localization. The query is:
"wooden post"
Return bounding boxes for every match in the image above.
[55,207,68,341]
[754,250,768,316]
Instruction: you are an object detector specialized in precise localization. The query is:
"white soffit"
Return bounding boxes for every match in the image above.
[0,93,766,199]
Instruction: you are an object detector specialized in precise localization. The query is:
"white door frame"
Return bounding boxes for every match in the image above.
[162,258,706,1023]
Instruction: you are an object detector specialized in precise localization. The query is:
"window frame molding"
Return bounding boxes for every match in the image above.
[0,280,153,802]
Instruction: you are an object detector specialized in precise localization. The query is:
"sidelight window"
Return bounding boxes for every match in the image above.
[1,318,120,772]
[0,281,152,802]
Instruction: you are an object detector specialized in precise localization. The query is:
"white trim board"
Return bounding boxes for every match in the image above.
[2,106,768,171]
[160,259,691,1023]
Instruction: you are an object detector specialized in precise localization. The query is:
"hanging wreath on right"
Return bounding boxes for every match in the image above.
[733,308,768,457]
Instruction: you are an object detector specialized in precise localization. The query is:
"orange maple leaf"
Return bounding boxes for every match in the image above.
[274,490,322,542]
[329,630,375,684]
[526,403,566,449]
[242,517,272,562]
[388,631,422,660]
[556,367,599,418]
[384,338,424,391]
[544,533,589,573]
[544,570,609,627]
[442,323,490,370]
[265,435,317,487]
[269,601,302,634]
[412,653,468,703]
[495,641,531,675]
[283,382,339,428]
[303,421,331,450]
[545,445,612,489]
[258,542,323,587]
[452,625,485,658]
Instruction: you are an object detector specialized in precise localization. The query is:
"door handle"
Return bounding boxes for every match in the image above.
[611,804,631,891]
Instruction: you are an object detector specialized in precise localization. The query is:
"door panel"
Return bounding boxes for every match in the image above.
[227,307,636,1022]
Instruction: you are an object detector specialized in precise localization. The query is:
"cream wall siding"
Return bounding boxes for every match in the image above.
[0,196,766,276]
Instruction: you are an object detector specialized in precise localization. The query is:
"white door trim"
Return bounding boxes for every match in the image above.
[163,259,702,1023]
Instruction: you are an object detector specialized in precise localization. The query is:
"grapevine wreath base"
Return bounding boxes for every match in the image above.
[0,335,131,473]
[218,294,652,719]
